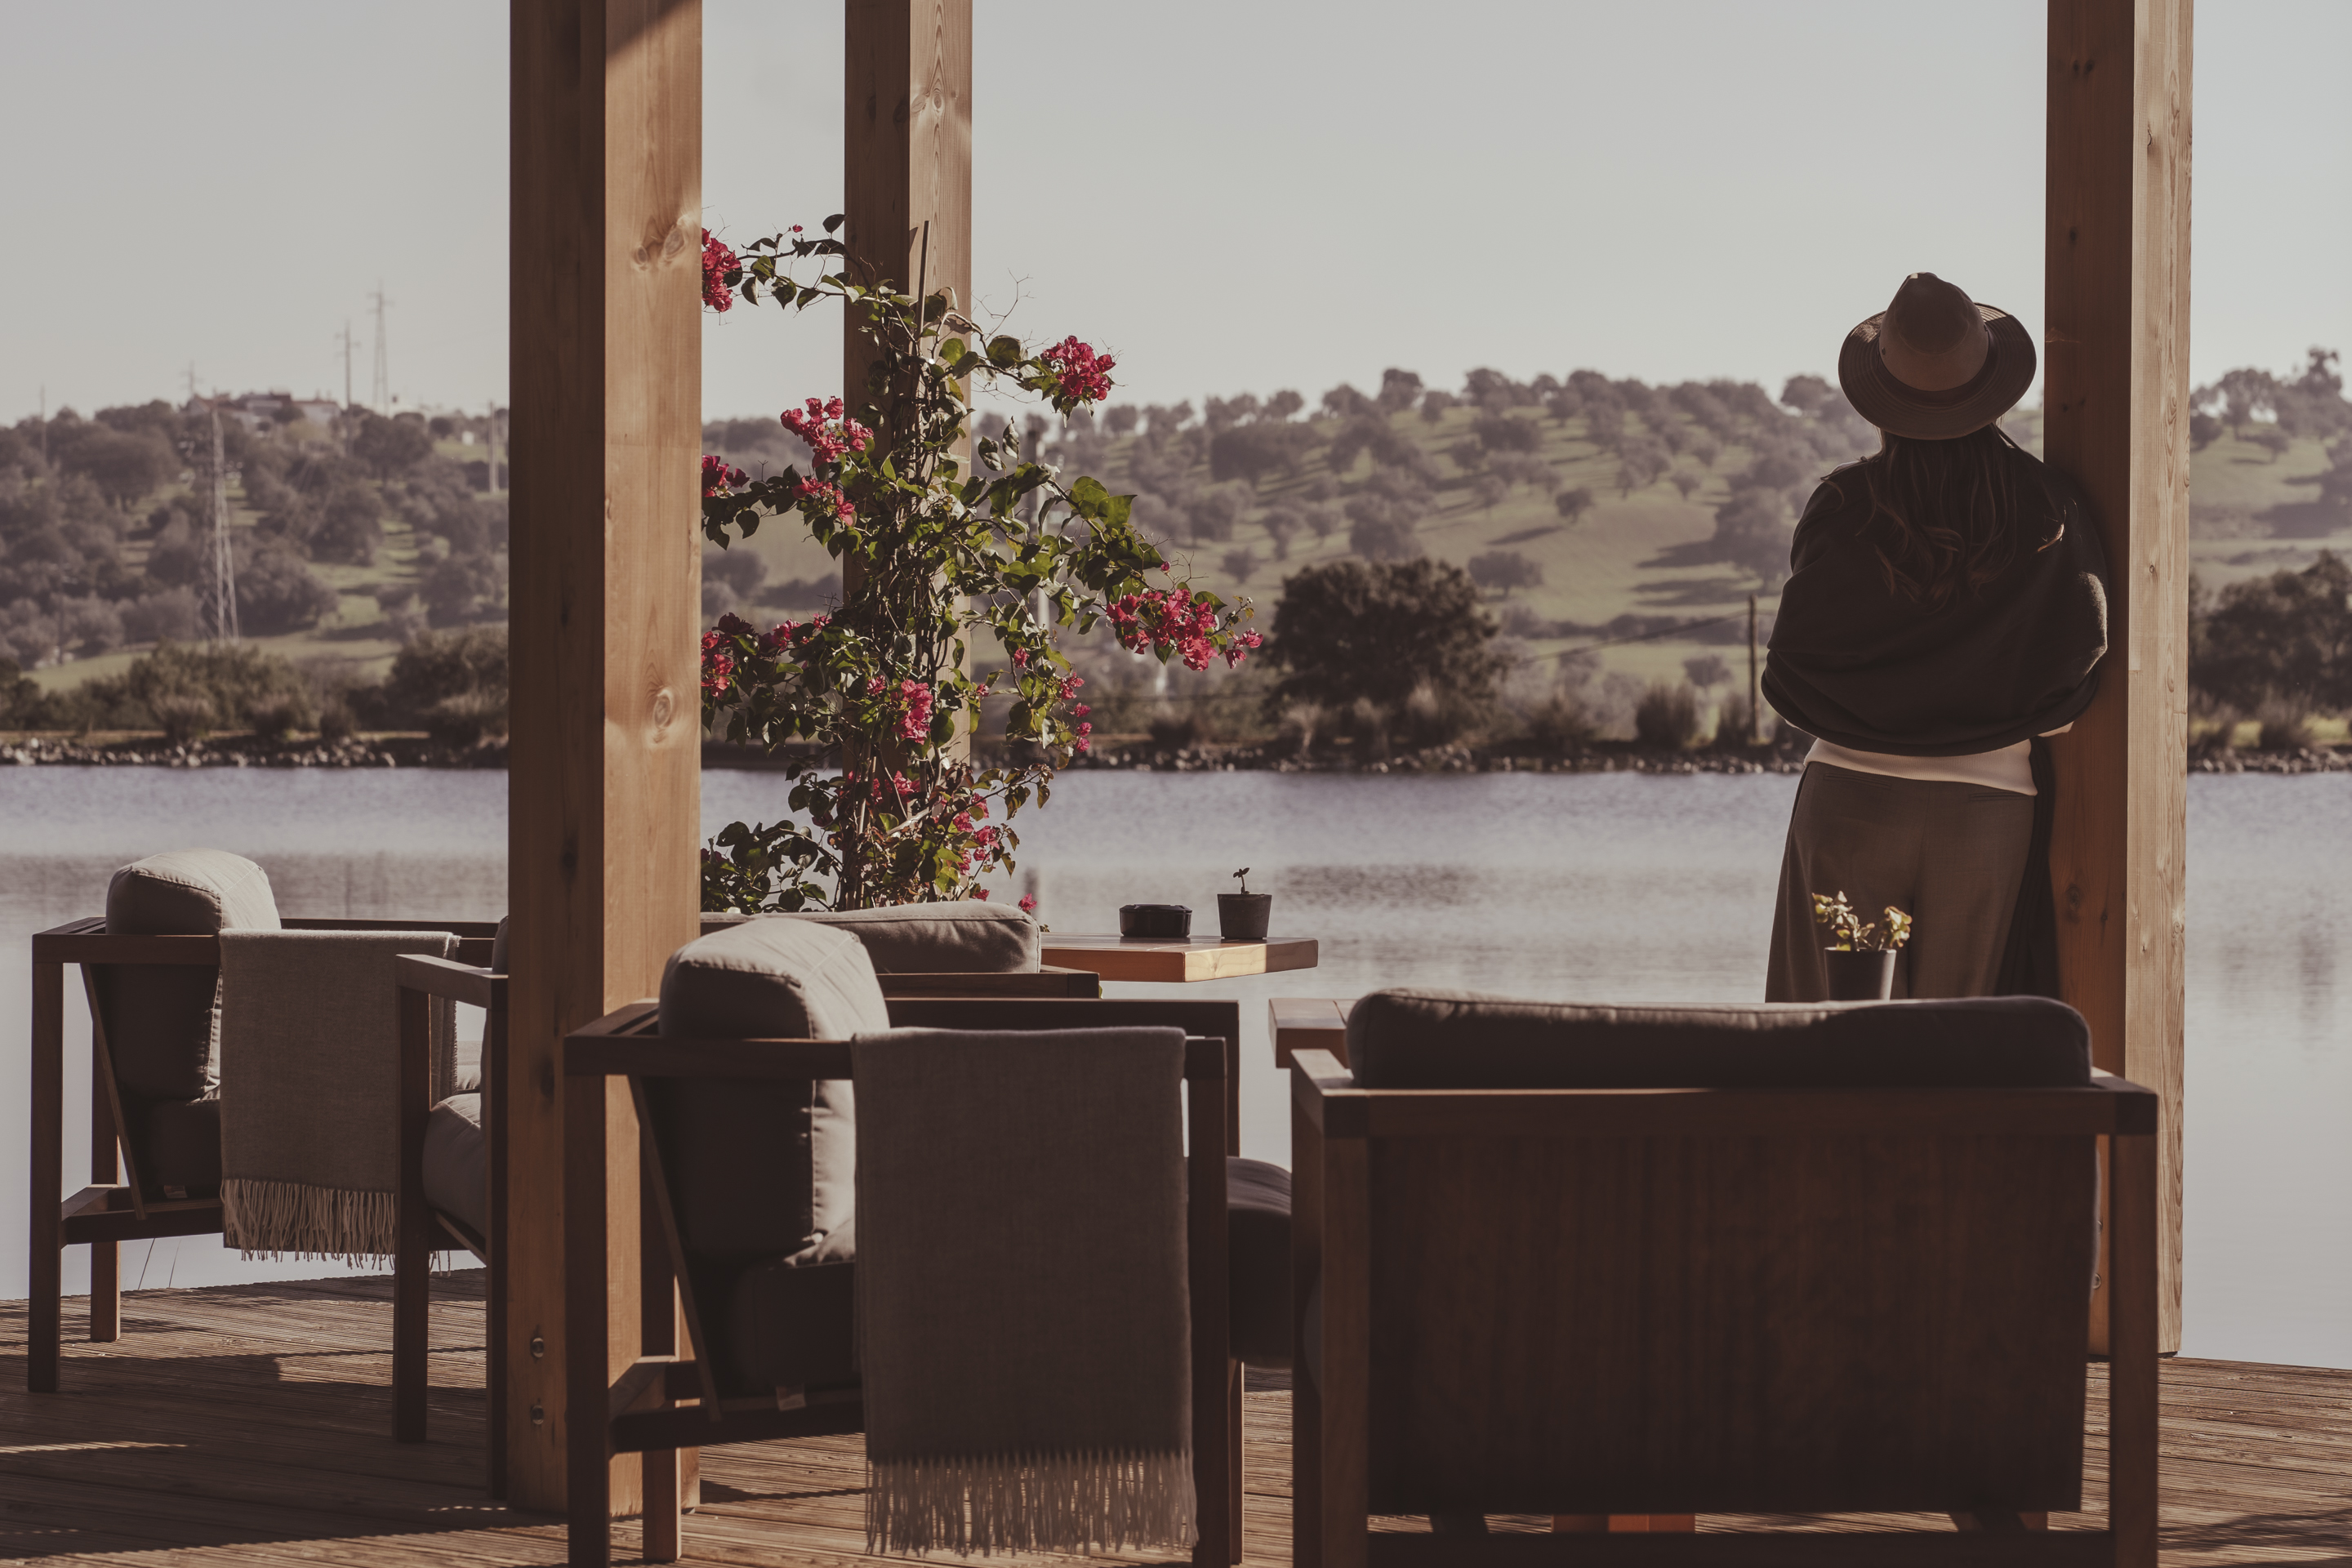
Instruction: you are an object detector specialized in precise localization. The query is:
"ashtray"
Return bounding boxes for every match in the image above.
[1119,903,1192,938]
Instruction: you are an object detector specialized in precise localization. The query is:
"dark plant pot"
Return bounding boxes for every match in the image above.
[1218,893,1272,942]
[1824,947,1896,1001]
[1120,903,1192,938]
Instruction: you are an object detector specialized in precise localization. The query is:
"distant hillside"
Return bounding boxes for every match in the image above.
[9,352,2346,743]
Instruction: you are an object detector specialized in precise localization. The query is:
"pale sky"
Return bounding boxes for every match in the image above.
[2,1,2345,424]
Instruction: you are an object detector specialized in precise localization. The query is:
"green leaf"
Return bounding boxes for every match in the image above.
[822,213,845,234]
[987,335,1023,368]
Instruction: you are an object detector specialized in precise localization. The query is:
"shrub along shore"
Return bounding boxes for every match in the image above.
[4,728,2342,775]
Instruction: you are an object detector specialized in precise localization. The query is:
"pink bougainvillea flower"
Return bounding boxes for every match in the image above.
[971,887,991,901]
[701,230,738,313]
[1039,336,1115,404]
[701,454,747,497]
[780,396,875,466]
[1018,893,1037,914]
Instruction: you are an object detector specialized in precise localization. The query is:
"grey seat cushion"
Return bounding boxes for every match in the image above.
[423,1092,487,1240]
[1346,990,2091,1089]
[452,1038,482,1094]
[780,903,1040,973]
[100,849,282,1103]
[651,920,884,1279]
[143,1093,222,1193]
[1222,1156,1292,1367]
[720,1240,858,1396]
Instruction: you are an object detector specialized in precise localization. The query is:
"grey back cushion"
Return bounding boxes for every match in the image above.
[652,919,889,1263]
[1345,989,2091,1089]
[782,903,1039,973]
[100,849,282,1102]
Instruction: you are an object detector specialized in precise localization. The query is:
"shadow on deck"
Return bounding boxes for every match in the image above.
[2,1272,2346,1566]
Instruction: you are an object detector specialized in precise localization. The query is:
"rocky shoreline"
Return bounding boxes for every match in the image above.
[7,732,2346,776]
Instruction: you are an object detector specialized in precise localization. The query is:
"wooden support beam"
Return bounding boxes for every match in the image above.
[509,0,703,1513]
[2043,0,2191,1354]
[844,0,972,400]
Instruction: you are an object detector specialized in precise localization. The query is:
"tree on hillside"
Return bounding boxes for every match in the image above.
[1582,401,1625,450]
[1780,374,1835,416]
[1472,474,1509,514]
[1447,439,1484,474]
[1104,405,1140,435]
[1321,384,1374,420]
[1469,550,1543,596]
[238,547,341,635]
[1555,485,1595,525]
[2251,426,2293,462]
[1419,389,1456,424]
[314,482,385,565]
[1668,464,1704,500]
[1264,557,1503,716]
[1683,653,1731,691]
[1263,389,1305,422]
[1222,546,1257,583]
[353,412,435,479]
[1260,506,1303,560]
[62,427,178,510]
[1615,435,1669,495]
[2189,412,2223,452]
[1209,421,1316,486]
[1473,412,1540,453]
[1707,488,1796,586]
[1377,368,1423,413]
[2191,550,2352,714]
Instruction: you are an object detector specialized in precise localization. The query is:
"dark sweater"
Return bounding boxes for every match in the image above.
[1762,453,2111,756]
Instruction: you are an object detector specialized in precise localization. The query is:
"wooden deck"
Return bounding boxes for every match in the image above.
[2,1273,2345,1566]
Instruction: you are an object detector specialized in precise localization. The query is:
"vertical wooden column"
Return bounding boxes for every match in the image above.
[2044,0,2191,1353]
[509,0,703,1513]
[844,0,971,404]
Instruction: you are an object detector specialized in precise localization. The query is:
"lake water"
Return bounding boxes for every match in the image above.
[2,766,2345,1368]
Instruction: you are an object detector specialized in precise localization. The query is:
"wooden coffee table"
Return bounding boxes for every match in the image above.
[1037,935,1319,985]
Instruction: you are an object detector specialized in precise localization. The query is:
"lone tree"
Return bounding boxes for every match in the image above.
[1469,550,1543,596]
[1555,485,1596,525]
[1264,558,1504,717]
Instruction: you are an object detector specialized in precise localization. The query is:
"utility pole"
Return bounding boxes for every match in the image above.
[369,283,391,411]
[204,402,239,643]
[485,399,500,494]
[37,386,45,464]
[338,320,358,408]
[1747,593,1761,746]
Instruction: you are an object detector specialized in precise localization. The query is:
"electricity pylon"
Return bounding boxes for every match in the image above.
[205,402,239,643]
[369,283,392,410]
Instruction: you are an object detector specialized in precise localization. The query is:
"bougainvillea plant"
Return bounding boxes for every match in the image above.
[697,217,1259,911]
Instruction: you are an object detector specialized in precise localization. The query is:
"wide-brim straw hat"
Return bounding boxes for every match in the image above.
[1838,271,2037,440]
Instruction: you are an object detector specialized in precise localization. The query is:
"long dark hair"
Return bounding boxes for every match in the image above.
[1850,424,2067,608]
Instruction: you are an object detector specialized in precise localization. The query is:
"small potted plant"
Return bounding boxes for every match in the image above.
[1218,867,1272,942]
[1811,891,1913,1001]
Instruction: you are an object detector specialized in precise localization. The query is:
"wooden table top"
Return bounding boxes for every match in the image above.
[1036,935,1320,984]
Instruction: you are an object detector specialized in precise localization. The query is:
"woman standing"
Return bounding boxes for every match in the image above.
[1763,272,2111,1002]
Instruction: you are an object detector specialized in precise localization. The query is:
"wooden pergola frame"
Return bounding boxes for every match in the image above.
[501,0,2188,1515]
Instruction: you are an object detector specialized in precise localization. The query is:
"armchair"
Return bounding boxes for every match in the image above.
[560,917,1289,1566]
[1290,989,2159,1566]
[24,848,493,1393]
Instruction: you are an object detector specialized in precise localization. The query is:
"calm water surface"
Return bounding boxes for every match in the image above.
[1,766,2344,1366]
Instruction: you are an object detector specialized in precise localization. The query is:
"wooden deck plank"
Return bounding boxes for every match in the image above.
[3,1276,2348,1566]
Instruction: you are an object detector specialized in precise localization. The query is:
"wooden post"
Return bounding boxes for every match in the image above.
[509,0,703,1513]
[2044,0,2191,1354]
[844,1,971,408]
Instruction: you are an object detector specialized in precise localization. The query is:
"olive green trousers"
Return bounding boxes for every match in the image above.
[1766,762,2037,1002]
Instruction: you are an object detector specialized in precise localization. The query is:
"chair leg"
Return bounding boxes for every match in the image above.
[391,1218,429,1442]
[1228,1358,1244,1563]
[29,959,65,1393]
[87,1045,121,1342]
[643,1447,683,1562]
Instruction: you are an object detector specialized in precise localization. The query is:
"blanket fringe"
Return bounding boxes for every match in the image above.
[221,1178,396,1267]
[866,1448,1195,1557]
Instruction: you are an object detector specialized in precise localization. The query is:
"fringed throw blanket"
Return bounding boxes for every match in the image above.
[853,1026,1195,1557]
[219,929,457,1263]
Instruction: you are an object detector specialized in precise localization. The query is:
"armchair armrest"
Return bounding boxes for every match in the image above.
[875,969,1102,999]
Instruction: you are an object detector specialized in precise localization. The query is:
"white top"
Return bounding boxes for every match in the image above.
[1803,723,2074,796]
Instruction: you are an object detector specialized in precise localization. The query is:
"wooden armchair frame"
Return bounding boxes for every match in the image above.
[1288,1050,2162,1568]
[24,915,500,1395]
[563,994,1245,1568]
[390,947,1107,1499]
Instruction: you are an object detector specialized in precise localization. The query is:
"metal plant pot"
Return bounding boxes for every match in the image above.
[1824,948,1896,1001]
